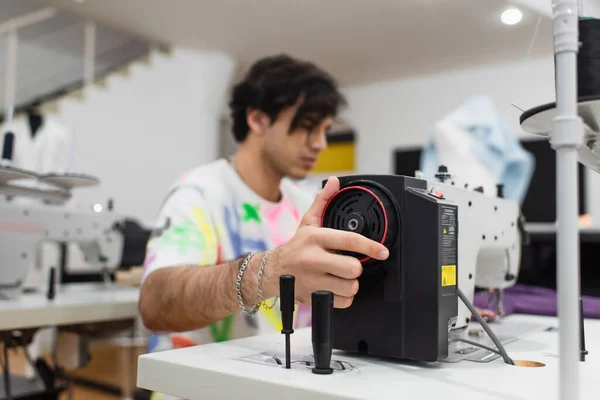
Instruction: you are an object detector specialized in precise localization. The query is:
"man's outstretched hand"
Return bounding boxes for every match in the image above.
[268,176,390,309]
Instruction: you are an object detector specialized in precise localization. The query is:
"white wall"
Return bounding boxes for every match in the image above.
[341,55,556,173]
[341,54,600,221]
[53,48,236,225]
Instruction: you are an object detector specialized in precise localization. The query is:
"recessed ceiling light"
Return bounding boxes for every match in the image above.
[501,8,523,25]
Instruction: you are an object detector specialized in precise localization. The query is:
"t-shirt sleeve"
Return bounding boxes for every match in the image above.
[142,186,219,283]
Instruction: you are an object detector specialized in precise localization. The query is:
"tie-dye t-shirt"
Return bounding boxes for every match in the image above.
[142,158,314,355]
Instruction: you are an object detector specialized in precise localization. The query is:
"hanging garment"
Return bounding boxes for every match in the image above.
[9,113,71,175]
[420,96,535,204]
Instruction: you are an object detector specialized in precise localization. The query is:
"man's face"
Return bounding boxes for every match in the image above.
[261,105,332,180]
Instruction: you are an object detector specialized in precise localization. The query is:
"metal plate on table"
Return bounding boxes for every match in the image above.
[444,318,553,363]
[235,351,362,374]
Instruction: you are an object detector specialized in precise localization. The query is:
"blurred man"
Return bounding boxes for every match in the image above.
[139,54,389,370]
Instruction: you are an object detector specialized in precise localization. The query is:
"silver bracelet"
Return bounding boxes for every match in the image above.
[236,252,260,315]
[257,250,278,310]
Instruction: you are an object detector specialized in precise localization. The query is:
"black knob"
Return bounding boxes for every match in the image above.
[47,267,56,301]
[2,131,15,161]
[496,184,504,198]
[311,291,334,375]
[346,212,366,235]
[280,275,295,334]
[435,165,451,183]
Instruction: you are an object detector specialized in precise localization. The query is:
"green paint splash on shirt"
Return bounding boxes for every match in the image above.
[208,315,234,342]
[158,219,205,255]
[241,203,261,222]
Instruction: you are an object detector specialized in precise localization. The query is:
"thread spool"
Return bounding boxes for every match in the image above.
[578,18,600,98]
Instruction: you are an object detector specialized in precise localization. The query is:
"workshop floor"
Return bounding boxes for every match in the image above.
[5,343,148,400]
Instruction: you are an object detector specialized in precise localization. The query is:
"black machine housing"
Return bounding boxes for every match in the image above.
[321,174,458,362]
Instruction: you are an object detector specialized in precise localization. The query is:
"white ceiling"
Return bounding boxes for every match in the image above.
[0,0,149,114]
[37,0,558,87]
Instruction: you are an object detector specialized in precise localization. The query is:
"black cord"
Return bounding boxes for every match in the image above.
[457,288,515,365]
[450,338,502,356]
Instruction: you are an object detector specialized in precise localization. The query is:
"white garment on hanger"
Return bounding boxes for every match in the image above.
[1,114,71,175]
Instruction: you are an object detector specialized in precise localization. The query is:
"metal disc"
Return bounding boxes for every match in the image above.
[0,165,39,184]
[39,173,100,189]
[520,95,600,137]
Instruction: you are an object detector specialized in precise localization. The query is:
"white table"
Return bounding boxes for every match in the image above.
[0,282,140,331]
[137,314,599,400]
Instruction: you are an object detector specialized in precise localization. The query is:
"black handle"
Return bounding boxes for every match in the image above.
[311,290,333,375]
[2,131,14,161]
[280,275,295,334]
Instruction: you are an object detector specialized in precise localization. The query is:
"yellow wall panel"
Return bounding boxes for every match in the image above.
[312,142,355,173]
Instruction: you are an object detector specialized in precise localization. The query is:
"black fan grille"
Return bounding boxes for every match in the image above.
[326,191,386,239]
[322,186,389,261]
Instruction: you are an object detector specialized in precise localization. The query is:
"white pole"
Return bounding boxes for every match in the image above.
[550,1,583,399]
[4,29,17,116]
[84,20,96,85]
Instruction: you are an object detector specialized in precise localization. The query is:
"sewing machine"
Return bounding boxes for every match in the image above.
[423,166,524,330]
[318,166,524,363]
[0,166,124,300]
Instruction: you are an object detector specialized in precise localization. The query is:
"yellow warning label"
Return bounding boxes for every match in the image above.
[443,228,447,234]
[441,265,456,287]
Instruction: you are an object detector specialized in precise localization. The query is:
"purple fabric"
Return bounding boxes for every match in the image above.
[473,284,600,318]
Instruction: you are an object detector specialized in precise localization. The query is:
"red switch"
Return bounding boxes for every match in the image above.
[429,191,444,199]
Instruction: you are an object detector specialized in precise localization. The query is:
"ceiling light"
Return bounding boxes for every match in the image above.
[501,8,523,25]
[93,203,103,212]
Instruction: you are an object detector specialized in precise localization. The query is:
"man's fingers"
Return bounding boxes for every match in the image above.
[315,274,359,298]
[301,176,340,227]
[334,295,354,309]
[317,228,389,260]
[317,252,363,279]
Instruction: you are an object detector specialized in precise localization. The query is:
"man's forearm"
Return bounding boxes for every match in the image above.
[139,251,277,333]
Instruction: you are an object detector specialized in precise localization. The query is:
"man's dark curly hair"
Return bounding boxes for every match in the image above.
[229,54,347,143]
